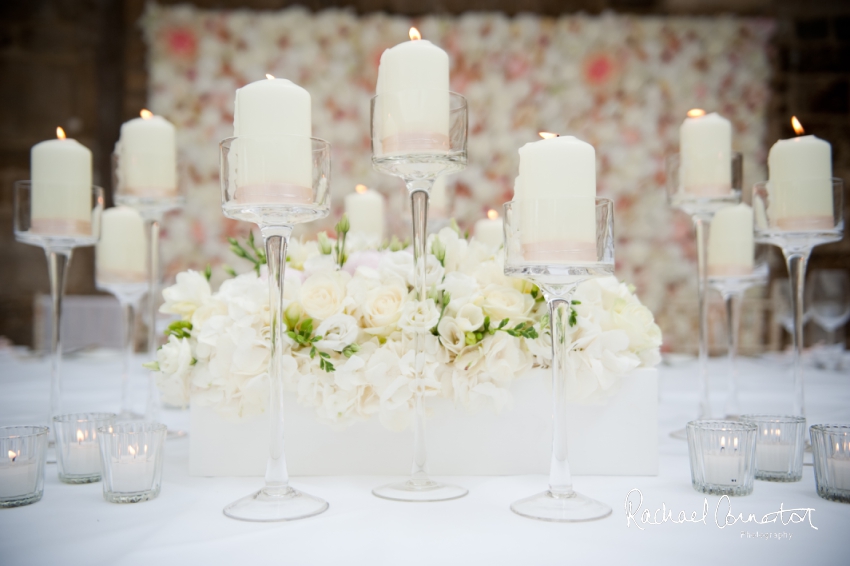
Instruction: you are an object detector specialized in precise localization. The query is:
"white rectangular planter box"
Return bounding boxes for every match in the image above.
[189,367,657,477]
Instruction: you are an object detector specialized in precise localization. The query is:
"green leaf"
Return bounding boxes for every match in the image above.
[310,346,317,359]
[204,265,212,281]
[142,361,160,371]
[222,264,237,277]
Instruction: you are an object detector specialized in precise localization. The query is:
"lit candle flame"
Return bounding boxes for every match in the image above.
[791,116,805,136]
[355,184,368,194]
[7,450,17,462]
[487,209,499,220]
[128,445,136,456]
[265,73,275,80]
[76,430,85,443]
[140,109,153,120]
[687,109,706,118]
[56,127,66,140]
[409,27,421,41]
[539,132,559,139]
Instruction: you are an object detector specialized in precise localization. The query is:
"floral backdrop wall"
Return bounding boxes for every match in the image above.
[142,5,774,352]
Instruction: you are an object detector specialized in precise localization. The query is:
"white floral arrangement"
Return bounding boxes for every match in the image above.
[151,218,662,430]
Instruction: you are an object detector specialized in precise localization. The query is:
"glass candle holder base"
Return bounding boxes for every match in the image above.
[59,472,100,485]
[0,491,43,508]
[104,485,160,504]
[372,479,468,502]
[511,490,612,523]
[223,486,329,522]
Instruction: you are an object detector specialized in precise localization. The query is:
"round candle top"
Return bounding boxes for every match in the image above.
[679,111,732,194]
[116,110,177,194]
[517,135,596,200]
[96,206,147,283]
[708,203,754,275]
[30,127,92,230]
[376,29,449,95]
[234,76,312,138]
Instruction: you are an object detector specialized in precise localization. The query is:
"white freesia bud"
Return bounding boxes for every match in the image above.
[299,271,351,321]
[437,316,465,354]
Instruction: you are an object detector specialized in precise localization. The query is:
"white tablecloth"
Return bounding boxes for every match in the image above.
[0,350,848,565]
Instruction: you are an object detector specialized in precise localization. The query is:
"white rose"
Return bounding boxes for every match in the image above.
[314,313,359,352]
[455,302,485,332]
[480,284,533,322]
[160,270,211,319]
[399,299,440,333]
[299,271,351,321]
[437,316,465,355]
[361,283,407,335]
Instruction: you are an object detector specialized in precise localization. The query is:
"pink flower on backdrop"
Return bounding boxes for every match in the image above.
[582,52,616,87]
[163,27,197,59]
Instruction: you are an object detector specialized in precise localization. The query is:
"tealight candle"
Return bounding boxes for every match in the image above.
[767,117,833,230]
[96,206,147,284]
[30,127,92,235]
[375,27,450,154]
[707,203,754,276]
[516,134,596,263]
[827,457,850,491]
[115,109,177,197]
[64,430,101,475]
[474,209,504,248]
[679,110,732,196]
[112,444,155,493]
[232,75,313,203]
[345,184,385,240]
[756,443,795,473]
[703,436,744,485]
[0,450,38,499]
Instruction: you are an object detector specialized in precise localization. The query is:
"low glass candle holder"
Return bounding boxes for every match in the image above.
[98,422,166,503]
[687,420,757,496]
[740,415,805,482]
[54,413,116,484]
[0,426,48,508]
[811,424,850,503]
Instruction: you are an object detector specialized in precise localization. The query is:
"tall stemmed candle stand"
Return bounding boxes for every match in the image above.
[753,180,844,416]
[708,264,768,418]
[503,198,615,522]
[13,182,104,425]
[96,281,148,419]
[369,91,468,502]
[219,135,331,521]
[665,153,742,436]
[112,161,184,422]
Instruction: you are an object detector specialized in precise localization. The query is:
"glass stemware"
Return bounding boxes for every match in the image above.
[809,270,850,370]
[219,134,331,522]
[369,91,469,502]
[503,198,615,522]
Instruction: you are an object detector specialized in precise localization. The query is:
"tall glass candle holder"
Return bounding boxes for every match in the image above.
[665,154,742,434]
[502,197,615,522]
[13,182,104,424]
[370,91,468,502]
[219,135,331,521]
[113,152,184,422]
[0,426,48,508]
[753,180,844,415]
[708,263,769,418]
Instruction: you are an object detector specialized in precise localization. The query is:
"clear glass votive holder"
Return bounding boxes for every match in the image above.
[54,413,116,484]
[97,422,166,503]
[0,426,48,508]
[687,420,757,496]
[811,424,850,503]
[740,415,805,482]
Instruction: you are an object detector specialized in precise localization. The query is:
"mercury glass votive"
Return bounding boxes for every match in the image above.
[811,424,850,503]
[0,426,48,508]
[687,420,757,496]
[98,422,165,503]
[740,415,805,482]
[54,413,116,484]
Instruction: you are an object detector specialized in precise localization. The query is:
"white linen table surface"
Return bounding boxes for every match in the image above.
[0,350,848,566]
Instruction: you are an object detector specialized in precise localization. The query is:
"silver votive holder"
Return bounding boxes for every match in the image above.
[97,422,166,504]
[811,424,850,504]
[54,413,116,484]
[0,426,48,508]
[687,420,757,496]
[740,415,805,482]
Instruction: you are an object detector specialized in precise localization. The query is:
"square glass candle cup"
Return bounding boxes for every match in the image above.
[740,415,806,482]
[98,422,166,504]
[811,424,850,504]
[54,413,116,484]
[687,420,757,496]
[0,426,48,508]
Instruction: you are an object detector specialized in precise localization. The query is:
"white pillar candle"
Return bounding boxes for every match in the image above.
[679,110,732,196]
[345,184,385,240]
[708,203,754,276]
[767,118,833,230]
[827,457,850,491]
[755,443,794,473]
[231,75,313,203]
[111,445,154,492]
[30,127,92,235]
[375,28,450,155]
[116,110,177,197]
[96,206,147,284]
[474,209,504,248]
[516,135,596,263]
[0,451,38,498]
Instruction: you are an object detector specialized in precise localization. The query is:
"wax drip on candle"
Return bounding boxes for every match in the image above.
[791,116,805,135]
[687,108,706,118]
[56,127,66,140]
[539,132,559,139]
[409,27,421,41]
